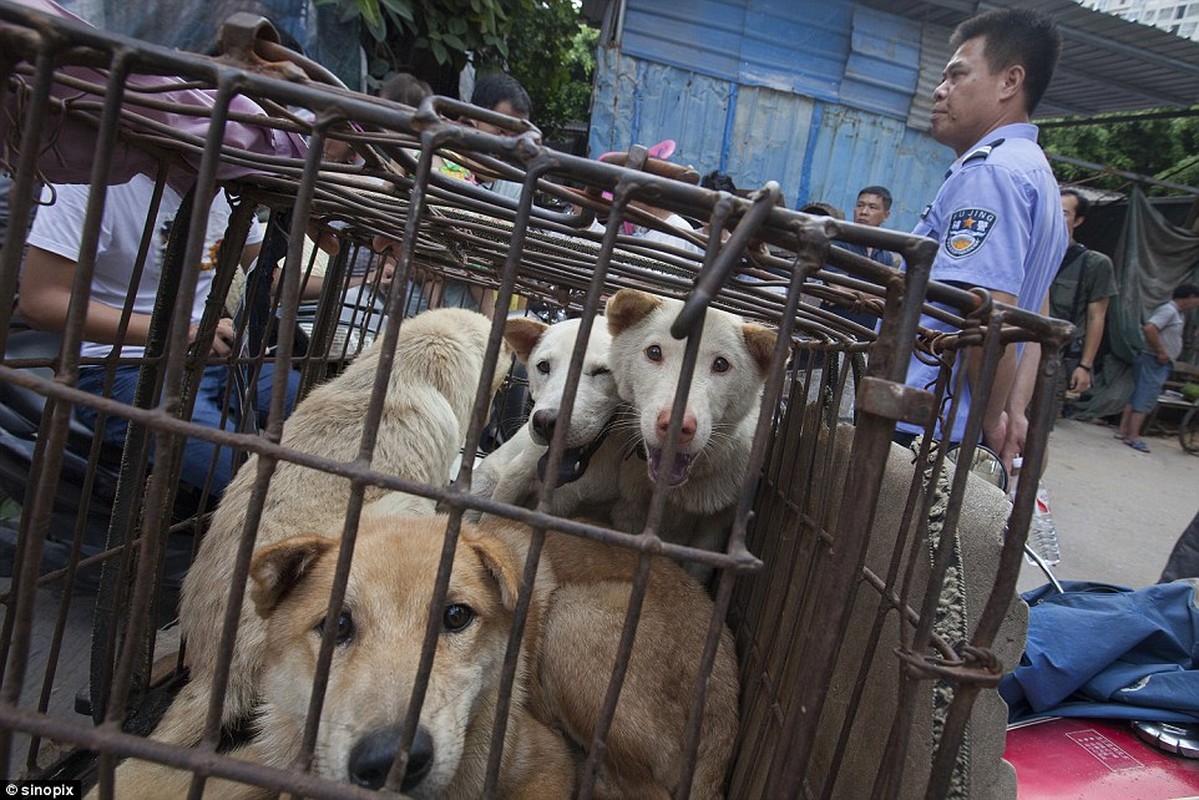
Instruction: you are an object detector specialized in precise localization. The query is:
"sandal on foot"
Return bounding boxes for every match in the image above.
[1125,439,1151,453]
[1114,432,1125,440]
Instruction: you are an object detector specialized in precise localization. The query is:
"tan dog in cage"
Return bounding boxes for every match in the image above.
[241,507,576,798]
[96,508,739,798]
[98,307,510,798]
[232,509,735,798]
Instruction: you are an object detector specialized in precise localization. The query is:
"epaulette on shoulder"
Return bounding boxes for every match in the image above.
[962,137,1006,166]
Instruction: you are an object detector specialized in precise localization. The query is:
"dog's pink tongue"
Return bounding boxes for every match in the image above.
[647,447,694,486]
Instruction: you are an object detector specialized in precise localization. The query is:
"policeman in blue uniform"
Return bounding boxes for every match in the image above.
[894,8,1068,460]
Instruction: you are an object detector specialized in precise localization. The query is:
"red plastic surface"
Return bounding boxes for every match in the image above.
[1005,717,1199,799]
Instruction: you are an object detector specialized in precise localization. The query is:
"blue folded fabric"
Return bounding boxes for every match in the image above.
[1000,579,1199,723]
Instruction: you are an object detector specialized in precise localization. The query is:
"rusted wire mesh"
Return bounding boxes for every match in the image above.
[0,3,1071,798]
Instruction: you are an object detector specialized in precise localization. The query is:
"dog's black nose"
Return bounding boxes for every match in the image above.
[348,724,435,791]
[531,409,557,442]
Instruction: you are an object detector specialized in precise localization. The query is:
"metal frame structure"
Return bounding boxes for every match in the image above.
[0,2,1071,797]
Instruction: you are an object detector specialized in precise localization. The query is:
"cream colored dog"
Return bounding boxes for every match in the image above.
[98,307,508,797]
[475,293,777,562]
[605,288,777,554]
[471,315,630,520]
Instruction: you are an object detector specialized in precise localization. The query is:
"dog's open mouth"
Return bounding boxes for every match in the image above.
[537,445,591,488]
[646,446,695,486]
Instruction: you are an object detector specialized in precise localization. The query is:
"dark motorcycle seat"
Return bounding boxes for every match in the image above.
[0,328,127,465]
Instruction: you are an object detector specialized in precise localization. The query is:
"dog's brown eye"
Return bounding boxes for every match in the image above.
[443,603,475,633]
[315,611,354,646]
[536,359,551,375]
[645,345,662,362]
[712,357,730,374]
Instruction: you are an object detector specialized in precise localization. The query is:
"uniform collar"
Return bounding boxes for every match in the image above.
[950,123,1038,170]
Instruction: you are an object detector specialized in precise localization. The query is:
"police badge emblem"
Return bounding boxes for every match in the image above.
[944,208,997,258]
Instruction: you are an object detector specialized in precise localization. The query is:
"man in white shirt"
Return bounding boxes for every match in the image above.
[19,174,298,494]
[1116,283,1199,454]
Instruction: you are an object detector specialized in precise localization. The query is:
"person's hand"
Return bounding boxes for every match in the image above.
[308,220,341,256]
[371,258,396,294]
[1157,350,1171,365]
[1069,365,1093,394]
[982,410,1007,457]
[190,317,237,358]
[408,261,441,288]
[211,317,237,357]
[999,410,1028,477]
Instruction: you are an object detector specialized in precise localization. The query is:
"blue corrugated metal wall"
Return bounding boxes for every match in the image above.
[739,1,849,100]
[843,5,922,119]
[621,0,850,102]
[589,49,735,173]
[620,1,746,83]
[588,0,955,232]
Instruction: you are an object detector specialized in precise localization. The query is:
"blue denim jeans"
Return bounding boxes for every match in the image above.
[76,363,298,495]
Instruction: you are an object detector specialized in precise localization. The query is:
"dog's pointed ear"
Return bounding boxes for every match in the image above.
[465,524,527,612]
[742,323,778,376]
[606,289,662,336]
[250,535,335,617]
[503,317,548,365]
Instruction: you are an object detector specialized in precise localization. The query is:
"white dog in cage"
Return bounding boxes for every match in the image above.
[471,314,630,519]
[474,290,777,568]
[97,306,510,798]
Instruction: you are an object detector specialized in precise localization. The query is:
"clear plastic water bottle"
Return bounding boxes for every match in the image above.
[1009,457,1061,568]
[1028,485,1061,567]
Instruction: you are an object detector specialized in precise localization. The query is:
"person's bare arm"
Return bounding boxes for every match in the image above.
[18,245,234,357]
[1144,321,1170,364]
[997,294,1049,471]
[18,245,156,346]
[967,288,1019,453]
[240,240,262,271]
[1070,296,1109,393]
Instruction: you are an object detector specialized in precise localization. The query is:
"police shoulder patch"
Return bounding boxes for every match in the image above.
[943,208,997,259]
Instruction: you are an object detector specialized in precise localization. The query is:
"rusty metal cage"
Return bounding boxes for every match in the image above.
[0,3,1071,798]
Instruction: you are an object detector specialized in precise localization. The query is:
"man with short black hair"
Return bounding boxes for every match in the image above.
[1050,188,1117,412]
[854,185,892,225]
[894,8,1068,462]
[467,72,532,204]
[827,185,899,333]
[846,184,900,268]
[469,72,532,135]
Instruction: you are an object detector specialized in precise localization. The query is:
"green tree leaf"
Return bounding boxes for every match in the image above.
[430,38,448,64]
[378,0,414,23]
[360,0,386,41]
[1043,112,1199,197]
[348,0,597,138]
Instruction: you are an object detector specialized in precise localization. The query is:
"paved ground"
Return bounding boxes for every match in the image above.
[1015,416,1198,594]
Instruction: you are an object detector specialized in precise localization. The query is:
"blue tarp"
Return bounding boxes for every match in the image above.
[1001,579,1199,724]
